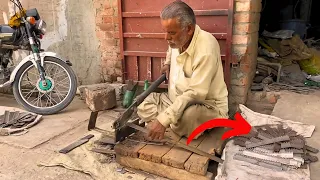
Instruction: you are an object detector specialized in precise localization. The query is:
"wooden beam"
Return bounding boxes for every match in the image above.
[116,155,214,180]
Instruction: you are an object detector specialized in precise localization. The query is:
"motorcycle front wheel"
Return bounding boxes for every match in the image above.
[12,57,77,115]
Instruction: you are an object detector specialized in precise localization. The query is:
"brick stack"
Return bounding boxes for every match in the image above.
[229,0,262,114]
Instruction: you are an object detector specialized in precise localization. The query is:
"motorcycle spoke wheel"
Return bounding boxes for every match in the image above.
[18,61,71,108]
[13,57,77,115]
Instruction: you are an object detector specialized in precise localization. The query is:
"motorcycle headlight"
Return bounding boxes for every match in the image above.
[35,19,47,35]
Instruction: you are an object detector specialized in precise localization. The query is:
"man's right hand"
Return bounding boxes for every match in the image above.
[161,64,170,79]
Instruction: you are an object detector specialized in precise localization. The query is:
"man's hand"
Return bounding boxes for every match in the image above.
[161,64,170,79]
[146,120,166,140]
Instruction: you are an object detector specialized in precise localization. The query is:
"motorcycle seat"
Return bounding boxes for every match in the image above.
[0,25,15,34]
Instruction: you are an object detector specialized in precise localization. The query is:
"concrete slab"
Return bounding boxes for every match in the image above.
[0,94,91,149]
[272,90,320,180]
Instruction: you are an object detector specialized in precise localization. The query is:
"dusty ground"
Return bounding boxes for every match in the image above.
[0,93,155,180]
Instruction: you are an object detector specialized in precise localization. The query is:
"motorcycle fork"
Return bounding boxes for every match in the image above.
[24,18,47,86]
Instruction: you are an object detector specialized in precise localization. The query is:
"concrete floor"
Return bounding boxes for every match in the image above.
[271,90,320,180]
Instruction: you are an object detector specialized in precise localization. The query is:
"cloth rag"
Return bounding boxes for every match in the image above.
[215,104,315,180]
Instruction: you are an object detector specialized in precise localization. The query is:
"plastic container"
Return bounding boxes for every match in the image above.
[279,19,307,39]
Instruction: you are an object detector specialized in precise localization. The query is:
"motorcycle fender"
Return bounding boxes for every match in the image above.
[8,52,72,84]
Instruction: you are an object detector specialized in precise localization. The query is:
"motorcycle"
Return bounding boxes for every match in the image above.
[0,0,77,115]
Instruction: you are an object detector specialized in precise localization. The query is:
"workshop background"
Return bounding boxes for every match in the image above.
[1,0,318,115]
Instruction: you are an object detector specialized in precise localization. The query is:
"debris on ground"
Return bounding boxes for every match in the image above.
[0,110,42,136]
[232,124,318,171]
[59,134,95,154]
[253,30,320,95]
[91,135,117,164]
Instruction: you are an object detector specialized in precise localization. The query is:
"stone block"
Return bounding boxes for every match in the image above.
[85,84,117,112]
[79,83,127,101]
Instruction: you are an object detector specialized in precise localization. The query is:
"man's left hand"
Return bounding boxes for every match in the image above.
[146,120,166,140]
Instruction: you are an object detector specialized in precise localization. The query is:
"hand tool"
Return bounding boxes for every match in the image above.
[59,134,94,154]
[126,122,224,164]
[112,73,167,143]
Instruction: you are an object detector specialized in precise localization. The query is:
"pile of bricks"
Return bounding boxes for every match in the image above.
[232,124,318,171]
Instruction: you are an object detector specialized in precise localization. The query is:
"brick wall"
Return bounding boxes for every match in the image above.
[229,0,262,114]
[94,0,122,83]
[0,1,9,24]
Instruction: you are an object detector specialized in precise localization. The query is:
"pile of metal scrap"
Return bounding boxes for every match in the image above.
[233,124,318,171]
[0,110,42,136]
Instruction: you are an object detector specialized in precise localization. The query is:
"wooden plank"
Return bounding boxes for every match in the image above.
[184,128,227,175]
[162,135,205,169]
[116,155,213,180]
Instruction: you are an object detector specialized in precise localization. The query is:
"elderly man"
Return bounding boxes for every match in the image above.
[137,1,229,140]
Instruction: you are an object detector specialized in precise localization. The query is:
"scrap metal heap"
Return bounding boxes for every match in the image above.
[0,110,38,128]
[0,110,41,135]
[232,124,318,171]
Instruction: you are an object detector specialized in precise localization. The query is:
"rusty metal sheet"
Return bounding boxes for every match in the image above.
[118,0,234,87]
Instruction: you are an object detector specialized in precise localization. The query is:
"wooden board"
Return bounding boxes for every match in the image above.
[184,128,227,175]
[116,155,214,180]
[162,135,205,169]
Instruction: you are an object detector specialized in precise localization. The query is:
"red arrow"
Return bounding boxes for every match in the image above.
[186,112,252,145]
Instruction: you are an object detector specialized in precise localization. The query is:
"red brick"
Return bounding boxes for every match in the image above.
[104,1,111,9]
[106,39,117,46]
[105,31,114,38]
[233,35,250,45]
[103,16,113,23]
[112,0,118,8]
[102,8,114,16]
[98,23,114,31]
[113,31,120,38]
[232,32,259,45]
[235,1,262,13]
[233,23,259,34]
[113,16,119,24]
[234,13,260,23]
[96,30,106,39]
